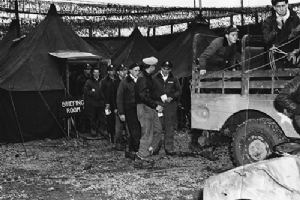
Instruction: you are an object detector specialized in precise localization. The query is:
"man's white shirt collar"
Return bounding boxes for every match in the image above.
[160,71,168,81]
[129,74,137,83]
[276,8,290,23]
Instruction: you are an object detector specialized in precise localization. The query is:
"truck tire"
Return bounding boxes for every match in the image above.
[232,118,287,166]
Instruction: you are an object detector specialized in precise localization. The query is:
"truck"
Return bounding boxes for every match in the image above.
[191,34,300,166]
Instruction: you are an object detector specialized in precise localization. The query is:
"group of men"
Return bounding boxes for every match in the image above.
[78,57,181,165]
[75,0,300,164]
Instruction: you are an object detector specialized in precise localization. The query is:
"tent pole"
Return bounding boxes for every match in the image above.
[14,0,20,37]
[66,63,70,95]
[9,90,27,156]
[66,63,70,137]
[241,0,244,26]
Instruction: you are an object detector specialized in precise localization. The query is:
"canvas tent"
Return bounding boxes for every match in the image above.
[112,27,157,66]
[83,38,111,60]
[158,23,217,78]
[0,4,102,142]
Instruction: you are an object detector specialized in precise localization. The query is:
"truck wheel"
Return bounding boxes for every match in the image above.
[232,118,287,166]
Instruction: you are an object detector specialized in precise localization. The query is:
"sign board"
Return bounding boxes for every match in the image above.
[60,98,84,117]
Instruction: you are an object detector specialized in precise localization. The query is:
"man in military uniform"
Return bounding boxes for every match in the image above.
[114,64,129,150]
[76,64,92,133]
[135,56,163,164]
[197,25,240,75]
[262,0,300,49]
[117,63,141,157]
[84,67,106,137]
[152,61,181,155]
[101,64,118,143]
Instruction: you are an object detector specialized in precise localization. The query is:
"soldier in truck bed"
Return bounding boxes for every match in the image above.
[262,0,300,51]
[262,0,300,69]
[197,25,241,75]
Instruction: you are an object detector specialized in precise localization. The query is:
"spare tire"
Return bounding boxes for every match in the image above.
[232,118,288,166]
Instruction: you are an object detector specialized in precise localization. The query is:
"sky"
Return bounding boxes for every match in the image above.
[55,0,300,8]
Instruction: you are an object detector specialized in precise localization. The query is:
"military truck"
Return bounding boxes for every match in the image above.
[191,34,300,166]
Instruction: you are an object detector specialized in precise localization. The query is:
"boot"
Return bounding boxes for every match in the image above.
[134,153,155,169]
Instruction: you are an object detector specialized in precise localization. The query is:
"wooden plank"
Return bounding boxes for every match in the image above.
[199,81,241,88]
[246,69,300,78]
[201,71,241,79]
[195,68,300,80]
[196,80,287,89]
[249,80,287,89]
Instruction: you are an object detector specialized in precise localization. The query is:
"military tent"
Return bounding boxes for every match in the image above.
[158,23,217,78]
[112,27,157,66]
[0,4,102,142]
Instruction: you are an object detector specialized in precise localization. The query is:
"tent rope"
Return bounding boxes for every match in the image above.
[37,91,69,139]
[8,90,27,157]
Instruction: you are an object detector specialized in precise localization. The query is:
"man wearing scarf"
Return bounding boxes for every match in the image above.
[262,0,300,52]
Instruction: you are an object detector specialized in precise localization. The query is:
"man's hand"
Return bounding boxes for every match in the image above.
[283,109,293,118]
[165,97,173,103]
[199,69,206,75]
[287,49,300,65]
[156,105,163,113]
[114,109,118,114]
[276,17,284,30]
[119,114,125,122]
[289,24,300,39]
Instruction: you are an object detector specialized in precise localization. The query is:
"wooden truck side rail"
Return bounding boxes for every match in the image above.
[192,34,300,95]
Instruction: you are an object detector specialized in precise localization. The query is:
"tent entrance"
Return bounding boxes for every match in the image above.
[49,50,103,137]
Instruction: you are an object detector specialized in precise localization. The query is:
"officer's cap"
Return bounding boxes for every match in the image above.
[142,56,158,67]
[85,63,92,70]
[107,64,116,71]
[161,61,173,69]
[116,64,128,71]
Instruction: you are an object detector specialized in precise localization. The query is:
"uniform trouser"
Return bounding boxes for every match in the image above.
[106,113,115,142]
[86,105,106,134]
[160,102,178,152]
[77,111,89,132]
[125,107,141,152]
[114,113,126,144]
[137,104,162,157]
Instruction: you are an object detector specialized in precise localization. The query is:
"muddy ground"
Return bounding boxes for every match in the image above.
[0,130,233,200]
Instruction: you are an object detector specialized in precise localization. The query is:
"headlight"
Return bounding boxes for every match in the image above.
[199,105,209,119]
